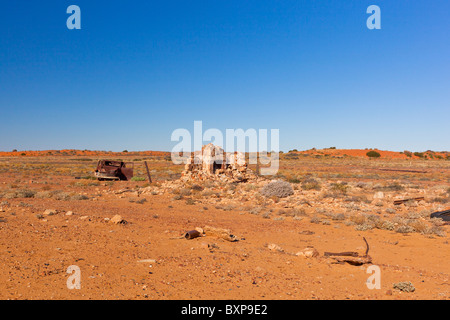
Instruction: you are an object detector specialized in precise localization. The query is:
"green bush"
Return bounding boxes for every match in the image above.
[366,150,381,158]
[131,176,147,181]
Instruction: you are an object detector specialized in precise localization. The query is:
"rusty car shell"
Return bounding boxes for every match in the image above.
[94,160,134,181]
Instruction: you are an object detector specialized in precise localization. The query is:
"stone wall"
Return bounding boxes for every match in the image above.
[181,143,257,183]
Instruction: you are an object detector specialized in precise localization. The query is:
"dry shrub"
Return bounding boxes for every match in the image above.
[407,220,429,234]
[222,204,236,211]
[395,225,415,234]
[331,213,346,221]
[330,182,349,195]
[355,223,374,231]
[430,226,446,237]
[310,216,321,224]
[2,189,36,199]
[179,188,192,196]
[350,214,367,225]
[190,184,204,192]
[430,197,449,204]
[35,191,55,199]
[260,180,294,198]
[54,192,71,201]
[385,208,396,214]
[406,212,421,219]
[301,178,321,191]
[345,195,370,203]
[375,220,395,231]
[278,208,307,217]
[200,189,216,198]
[429,217,445,227]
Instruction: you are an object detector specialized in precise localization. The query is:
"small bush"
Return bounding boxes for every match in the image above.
[135,198,147,204]
[3,189,36,199]
[366,151,381,158]
[331,213,346,221]
[179,188,192,196]
[395,225,415,234]
[131,177,147,182]
[375,220,395,231]
[260,180,294,198]
[407,220,429,234]
[190,184,204,192]
[403,151,412,157]
[301,178,321,191]
[35,191,55,199]
[70,193,89,201]
[330,182,349,195]
[430,197,449,204]
[382,183,404,191]
[54,192,71,201]
[355,223,375,231]
[385,208,396,214]
[350,214,367,225]
[310,216,321,224]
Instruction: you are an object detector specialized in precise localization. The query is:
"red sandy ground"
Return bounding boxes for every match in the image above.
[0,152,448,300]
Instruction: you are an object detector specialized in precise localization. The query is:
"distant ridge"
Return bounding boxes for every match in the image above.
[0,148,448,160]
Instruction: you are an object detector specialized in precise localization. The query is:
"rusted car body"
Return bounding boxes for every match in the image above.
[430,209,450,222]
[94,160,133,181]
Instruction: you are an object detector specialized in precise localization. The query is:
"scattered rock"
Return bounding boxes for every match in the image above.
[203,225,238,242]
[296,247,319,258]
[267,243,284,252]
[137,259,156,264]
[43,209,57,216]
[373,192,384,200]
[393,281,415,293]
[65,211,74,216]
[110,214,127,225]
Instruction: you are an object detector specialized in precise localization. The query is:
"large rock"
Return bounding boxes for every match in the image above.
[43,209,57,216]
[110,215,126,225]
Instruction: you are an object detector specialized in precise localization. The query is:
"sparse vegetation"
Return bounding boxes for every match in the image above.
[301,177,321,191]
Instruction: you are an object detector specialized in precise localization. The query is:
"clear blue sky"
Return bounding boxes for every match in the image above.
[1,1,449,152]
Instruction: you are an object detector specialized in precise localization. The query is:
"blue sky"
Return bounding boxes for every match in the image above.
[0,1,449,152]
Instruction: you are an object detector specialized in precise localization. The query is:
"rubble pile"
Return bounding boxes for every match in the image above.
[181,143,258,183]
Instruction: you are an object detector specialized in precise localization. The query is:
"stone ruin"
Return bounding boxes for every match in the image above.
[181,143,258,183]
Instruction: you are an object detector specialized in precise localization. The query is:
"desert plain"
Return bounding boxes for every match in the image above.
[0,148,449,300]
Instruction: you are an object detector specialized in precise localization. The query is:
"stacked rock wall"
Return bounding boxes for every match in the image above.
[181,143,256,183]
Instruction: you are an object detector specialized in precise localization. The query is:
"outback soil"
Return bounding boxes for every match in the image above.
[0,150,449,300]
